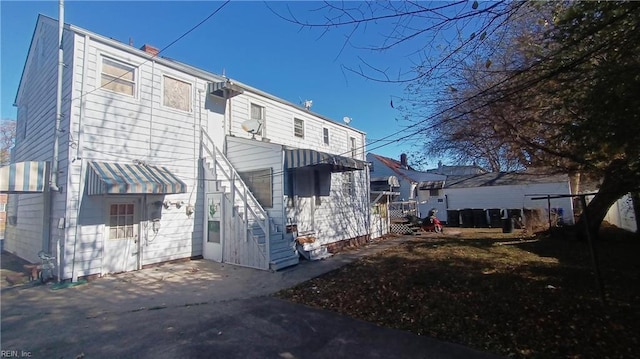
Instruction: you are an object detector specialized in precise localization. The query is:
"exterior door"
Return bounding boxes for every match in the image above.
[104,199,139,273]
[203,193,223,262]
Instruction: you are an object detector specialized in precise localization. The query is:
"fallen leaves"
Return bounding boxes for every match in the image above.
[275,228,640,358]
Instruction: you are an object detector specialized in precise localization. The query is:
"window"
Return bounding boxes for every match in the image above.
[350,137,357,157]
[323,128,330,145]
[294,118,304,138]
[429,189,441,197]
[101,57,136,96]
[342,172,354,196]
[238,168,272,208]
[0,203,6,212]
[250,103,265,136]
[163,75,192,112]
[108,203,135,240]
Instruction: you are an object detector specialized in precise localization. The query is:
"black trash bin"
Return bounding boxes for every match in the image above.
[502,217,514,233]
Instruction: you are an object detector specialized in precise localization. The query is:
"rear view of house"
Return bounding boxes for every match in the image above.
[2,15,370,280]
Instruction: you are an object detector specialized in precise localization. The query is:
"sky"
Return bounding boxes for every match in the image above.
[0,1,435,163]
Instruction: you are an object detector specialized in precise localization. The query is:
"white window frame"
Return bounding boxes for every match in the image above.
[0,203,6,212]
[294,118,304,138]
[106,202,137,240]
[323,128,330,145]
[100,56,137,97]
[250,103,265,136]
[238,168,273,208]
[342,172,354,196]
[162,74,193,113]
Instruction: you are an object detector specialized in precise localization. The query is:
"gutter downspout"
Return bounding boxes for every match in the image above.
[48,0,64,283]
[51,0,64,192]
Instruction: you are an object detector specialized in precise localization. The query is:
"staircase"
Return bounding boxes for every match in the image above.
[201,129,299,271]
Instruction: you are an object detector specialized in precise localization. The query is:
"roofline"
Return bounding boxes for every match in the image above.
[20,15,365,135]
[14,14,46,106]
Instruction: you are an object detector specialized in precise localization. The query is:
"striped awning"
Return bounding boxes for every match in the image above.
[87,162,187,195]
[0,161,49,193]
[284,148,367,172]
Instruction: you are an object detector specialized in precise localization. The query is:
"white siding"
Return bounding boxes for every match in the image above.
[445,182,574,224]
[228,92,365,160]
[3,194,48,263]
[368,154,414,200]
[312,169,369,245]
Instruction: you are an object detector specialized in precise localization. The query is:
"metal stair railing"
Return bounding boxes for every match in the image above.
[201,128,269,265]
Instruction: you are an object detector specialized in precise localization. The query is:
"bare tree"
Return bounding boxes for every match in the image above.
[0,119,16,166]
[272,1,640,236]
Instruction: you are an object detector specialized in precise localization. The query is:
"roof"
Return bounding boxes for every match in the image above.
[426,165,487,176]
[369,154,446,183]
[17,15,364,135]
[444,172,569,189]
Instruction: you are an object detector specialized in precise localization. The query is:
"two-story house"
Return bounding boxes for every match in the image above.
[3,15,369,280]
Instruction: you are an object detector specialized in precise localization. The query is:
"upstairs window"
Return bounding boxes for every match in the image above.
[163,75,192,112]
[101,57,136,96]
[250,103,265,136]
[323,128,330,145]
[294,118,304,138]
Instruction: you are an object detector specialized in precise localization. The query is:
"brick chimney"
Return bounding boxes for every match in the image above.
[140,44,159,56]
[400,153,408,168]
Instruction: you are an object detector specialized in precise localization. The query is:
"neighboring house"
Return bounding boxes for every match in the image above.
[367,153,447,219]
[426,161,487,176]
[370,152,575,225]
[369,175,400,239]
[443,172,575,226]
[2,15,369,280]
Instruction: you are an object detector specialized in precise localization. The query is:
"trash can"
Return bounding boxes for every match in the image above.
[447,210,460,227]
[502,217,514,233]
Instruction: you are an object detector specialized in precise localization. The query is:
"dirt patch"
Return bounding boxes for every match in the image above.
[275,227,640,358]
[1,251,34,287]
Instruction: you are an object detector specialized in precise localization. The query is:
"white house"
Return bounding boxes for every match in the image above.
[369,152,575,226]
[367,153,447,219]
[2,15,370,280]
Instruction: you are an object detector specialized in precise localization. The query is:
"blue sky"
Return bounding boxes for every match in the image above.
[0,1,434,162]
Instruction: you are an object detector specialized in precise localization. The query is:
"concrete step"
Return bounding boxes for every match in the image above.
[269,253,299,271]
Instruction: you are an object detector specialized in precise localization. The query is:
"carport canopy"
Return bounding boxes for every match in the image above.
[87,161,187,195]
[284,148,367,172]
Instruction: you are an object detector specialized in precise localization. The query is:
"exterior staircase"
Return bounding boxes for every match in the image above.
[201,129,299,270]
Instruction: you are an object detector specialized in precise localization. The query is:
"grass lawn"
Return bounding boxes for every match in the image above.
[275,227,640,358]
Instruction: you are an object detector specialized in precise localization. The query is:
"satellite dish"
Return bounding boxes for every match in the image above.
[241,119,263,138]
[343,116,352,125]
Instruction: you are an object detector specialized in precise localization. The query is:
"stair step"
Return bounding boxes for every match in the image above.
[269,253,299,271]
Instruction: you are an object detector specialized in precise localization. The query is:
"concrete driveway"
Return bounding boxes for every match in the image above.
[1,237,502,358]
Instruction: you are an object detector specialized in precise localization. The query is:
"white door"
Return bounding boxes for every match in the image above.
[104,199,139,274]
[203,193,223,262]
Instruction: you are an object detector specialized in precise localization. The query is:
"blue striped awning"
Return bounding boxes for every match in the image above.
[87,162,187,195]
[284,149,366,172]
[0,161,48,193]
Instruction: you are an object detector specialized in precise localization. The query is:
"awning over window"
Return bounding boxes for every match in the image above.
[87,162,187,195]
[208,80,244,98]
[418,180,445,190]
[284,148,367,172]
[0,161,49,193]
[371,176,400,188]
